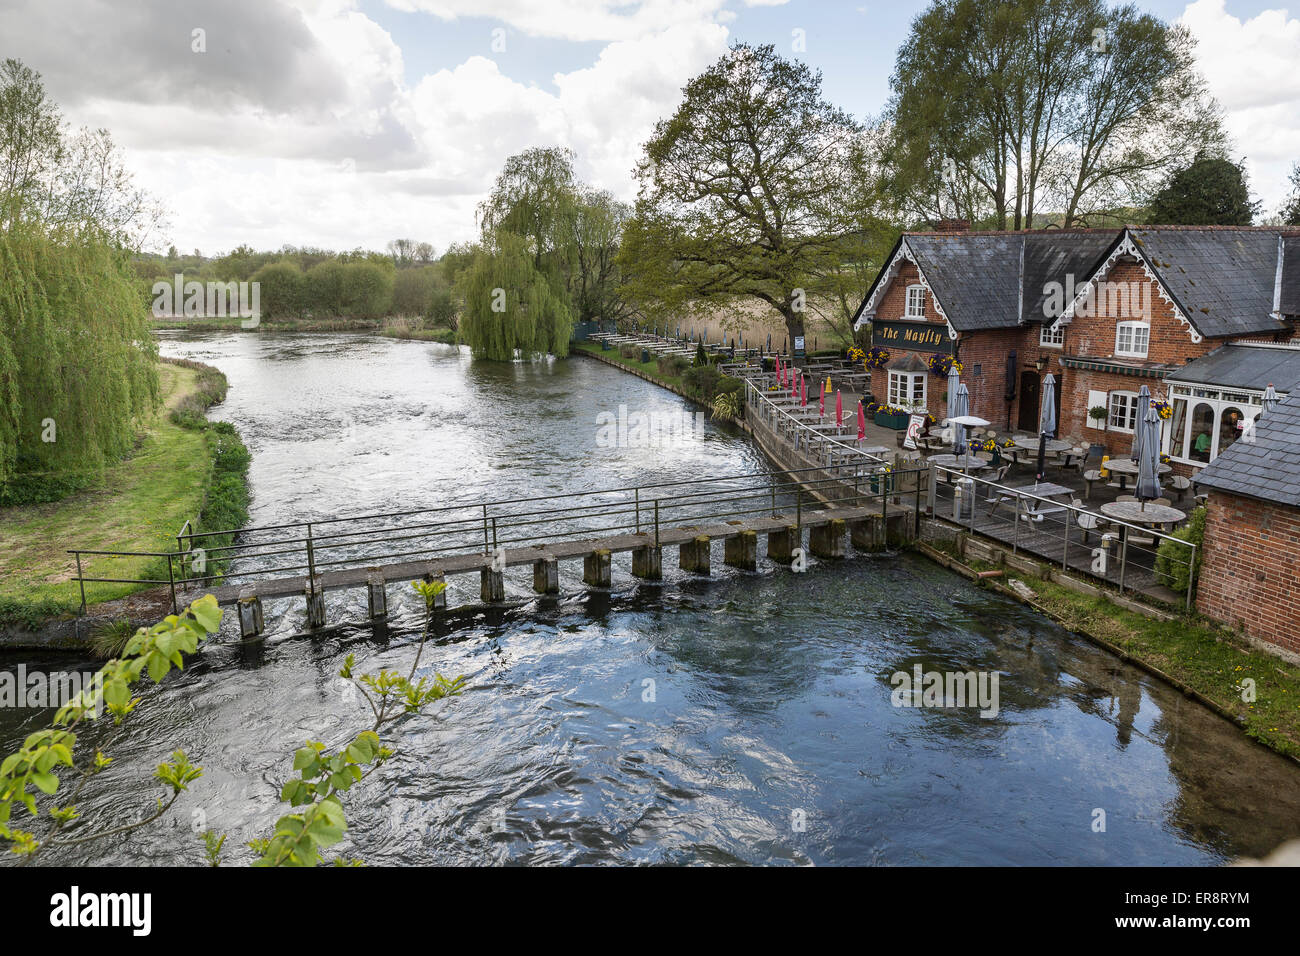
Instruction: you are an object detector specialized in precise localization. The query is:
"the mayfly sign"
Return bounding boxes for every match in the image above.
[872,320,953,355]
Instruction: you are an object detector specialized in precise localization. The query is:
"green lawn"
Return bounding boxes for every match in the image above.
[0,363,210,617]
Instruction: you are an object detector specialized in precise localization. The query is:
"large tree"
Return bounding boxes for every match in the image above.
[620,43,883,348]
[888,0,1225,228]
[1281,163,1300,226]
[1148,152,1258,225]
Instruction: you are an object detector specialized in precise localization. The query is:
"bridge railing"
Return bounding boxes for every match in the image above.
[69,463,930,613]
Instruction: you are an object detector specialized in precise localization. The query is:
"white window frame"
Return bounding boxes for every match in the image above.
[1040,321,1065,348]
[904,284,926,319]
[1115,321,1150,358]
[1164,384,1268,465]
[887,370,927,411]
[1108,390,1140,433]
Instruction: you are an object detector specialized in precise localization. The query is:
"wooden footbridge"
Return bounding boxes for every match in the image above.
[70,465,927,638]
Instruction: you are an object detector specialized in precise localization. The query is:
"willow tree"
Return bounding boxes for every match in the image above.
[0,224,158,498]
[457,232,573,361]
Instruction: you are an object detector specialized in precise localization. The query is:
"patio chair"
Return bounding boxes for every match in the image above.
[1083,469,1103,500]
[1071,499,1104,543]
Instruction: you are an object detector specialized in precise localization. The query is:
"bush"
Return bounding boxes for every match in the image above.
[656,354,688,377]
[619,344,640,360]
[1155,505,1205,593]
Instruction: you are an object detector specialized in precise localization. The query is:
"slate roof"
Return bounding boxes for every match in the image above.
[1129,228,1287,338]
[1022,232,1117,324]
[857,226,1296,339]
[905,234,1023,332]
[1166,343,1300,394]
[1195,392,1300,507]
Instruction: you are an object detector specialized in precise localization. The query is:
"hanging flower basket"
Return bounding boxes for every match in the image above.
[926,354,963,378]
[865,347,890,369]
[847,346,865,363]
[1151,400,1173,420]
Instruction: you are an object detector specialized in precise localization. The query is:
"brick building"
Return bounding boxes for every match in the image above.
[1194,394,1300,657]
[854,225,1300,470]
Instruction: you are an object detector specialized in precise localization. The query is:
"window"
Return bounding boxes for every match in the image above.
[1115,321,1150,358]
[887,370,927,411]
[1108,391,1139,432]
[1166,385,1268,464]
[905,285,926,319]
[1040,322,1065,347]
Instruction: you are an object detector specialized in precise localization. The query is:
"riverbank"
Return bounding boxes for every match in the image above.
[0,358,249,643]
[151,316,459,344]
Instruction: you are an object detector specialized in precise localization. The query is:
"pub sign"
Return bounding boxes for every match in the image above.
[872,319,954,355]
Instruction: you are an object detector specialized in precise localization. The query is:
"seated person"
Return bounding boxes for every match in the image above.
[1191,430,1211,462]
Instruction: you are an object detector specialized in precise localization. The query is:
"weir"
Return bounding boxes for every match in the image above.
[69,465,926,634]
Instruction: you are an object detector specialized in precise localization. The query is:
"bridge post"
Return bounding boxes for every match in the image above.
[631,545,662,580]
[422,571,448,609]
[583,549,612,588]
[724,530,757,570]
[366,572,387,619]
[810,519,846,559]
[481,567,505,602]
[680,535,710,574]
[767,525,798,564]
[532,557,559,594]
[304,578,326,629]
[850,517,884,553]
[237,589,264,640]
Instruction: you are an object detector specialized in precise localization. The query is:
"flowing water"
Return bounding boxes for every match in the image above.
[4,330,1299,866]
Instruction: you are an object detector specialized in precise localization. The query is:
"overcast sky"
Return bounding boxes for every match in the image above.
[2,0,1297,256]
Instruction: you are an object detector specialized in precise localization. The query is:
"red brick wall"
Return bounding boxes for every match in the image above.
[867,263,951,412]
[1197,492,1300,656]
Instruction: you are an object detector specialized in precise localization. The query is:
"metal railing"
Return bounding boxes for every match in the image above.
[69,464,931,613]
[928,463,1199,612]
[742,377,890,470]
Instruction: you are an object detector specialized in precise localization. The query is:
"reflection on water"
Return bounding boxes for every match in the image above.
[3,331,1298,866]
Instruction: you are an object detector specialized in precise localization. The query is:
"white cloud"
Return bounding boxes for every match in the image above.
[1,0,735,253]
[1180,0,1300,214]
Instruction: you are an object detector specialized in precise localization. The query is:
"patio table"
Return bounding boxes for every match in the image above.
[1101,458,1172,491]
[986,481,1074,518]
[1099,500,1186,538]
[929,453,990,473]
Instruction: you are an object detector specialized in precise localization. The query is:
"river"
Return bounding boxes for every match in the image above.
[3,330,1299,866]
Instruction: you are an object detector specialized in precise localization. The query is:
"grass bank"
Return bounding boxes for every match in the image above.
[0,359,250,628]
[921,537,1300,760]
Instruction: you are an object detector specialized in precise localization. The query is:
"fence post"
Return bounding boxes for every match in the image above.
[654,499,660,549]
[635,487,641,534]
[796,489,803,531]
[1119,531,1128,593]
[306,522,317,589]
[482,504,490,554]
[167,555,178,615]
[75,552,86,615]
[914,478,921,539]
[1013,496,1020,554]
[1062,507,1070,570]
[1186,541,1197,614]
[926,461,936,515]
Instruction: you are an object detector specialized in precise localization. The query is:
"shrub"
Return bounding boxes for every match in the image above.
[619,344,640,360]
[1155,505,1205,593]
[657,354,687,377]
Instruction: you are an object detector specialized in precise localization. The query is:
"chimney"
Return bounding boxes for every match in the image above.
[934,218,970,235]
